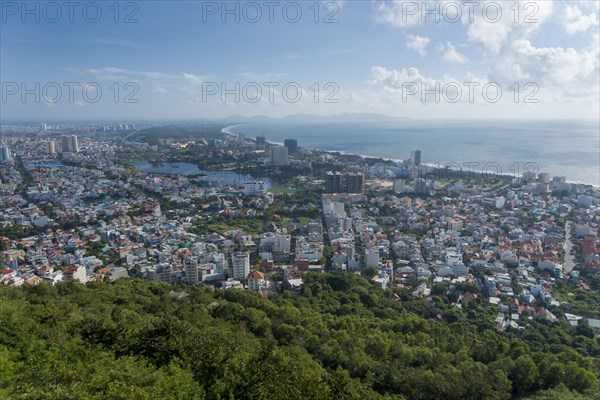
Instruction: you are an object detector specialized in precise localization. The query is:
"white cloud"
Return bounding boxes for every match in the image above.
[465,1,599,101]
[87,67,128,81]
[373,0,426,28]
[406,34,430,57]
[369,66,437,90]
[368,66,457,104]
[506,39,599,98]
[466,1,554,55]
[181,73,204,86]
[180,73,205,94]
[563,4,599,34]
[442,41,469,64]
[152,86,167,95]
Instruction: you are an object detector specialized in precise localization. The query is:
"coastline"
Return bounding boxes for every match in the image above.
[221,124,249,136]
[225,123,599,188]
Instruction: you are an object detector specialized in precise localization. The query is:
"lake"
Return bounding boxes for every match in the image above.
[133,162,281,187]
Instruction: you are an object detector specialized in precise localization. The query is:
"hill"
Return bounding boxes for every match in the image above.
[0,275,598,399]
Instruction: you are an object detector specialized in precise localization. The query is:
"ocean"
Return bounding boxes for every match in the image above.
[227,120,600,186]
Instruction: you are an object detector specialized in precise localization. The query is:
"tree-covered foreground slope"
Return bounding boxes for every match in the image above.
[1,274,599,400]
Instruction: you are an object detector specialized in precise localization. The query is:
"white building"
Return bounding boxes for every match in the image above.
[393,179,405,193]
[338,217,353,231]
[222,278,244,290]
[230,252,250,280]
[495,196,505,209]
[61,135,79,153]
[244,181,268,195]
[64,265,87,283]
[184,257,200,285]
[365,249,380,268]
[270,145,289,166]
[259,231,291,261]
[322,201,345,216]
[247,270,266,291]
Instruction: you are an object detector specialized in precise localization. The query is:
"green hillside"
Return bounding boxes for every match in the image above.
[1,274,598,400]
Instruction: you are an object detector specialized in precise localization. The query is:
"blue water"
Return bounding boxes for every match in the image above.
[228,120,600,185]
[27,162,64,168]
[133,162,280,187]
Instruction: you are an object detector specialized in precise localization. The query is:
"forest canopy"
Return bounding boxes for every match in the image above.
[0,274,598,400]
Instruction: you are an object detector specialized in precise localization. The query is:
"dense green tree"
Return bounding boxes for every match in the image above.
[0,276,598,399]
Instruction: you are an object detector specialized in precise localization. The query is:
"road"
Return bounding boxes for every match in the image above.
[122,129,140,142]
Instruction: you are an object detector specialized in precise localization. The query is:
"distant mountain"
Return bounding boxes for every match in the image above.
[220,115,273,123]
[220,113,406,124]
[281,113,406,123]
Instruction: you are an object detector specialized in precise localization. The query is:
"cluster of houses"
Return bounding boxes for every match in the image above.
[1,130,599,335]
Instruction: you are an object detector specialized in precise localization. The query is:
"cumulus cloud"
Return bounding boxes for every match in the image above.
[406,34,430,57]
[563,4,599,34]
[442,41,469,64]
[367,66,465,104]
[464,1,599,100]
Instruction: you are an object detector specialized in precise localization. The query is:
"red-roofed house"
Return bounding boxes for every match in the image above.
[64,265,87,284]
[247,270,265,292]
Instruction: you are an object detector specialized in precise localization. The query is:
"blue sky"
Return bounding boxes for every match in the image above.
[1,0,599,120]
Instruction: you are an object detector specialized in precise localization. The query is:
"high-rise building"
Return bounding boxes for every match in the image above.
[270,145,289,166]
[46,141,56,155]
[255,136,266,150]
[61,135,79,153]
[0,146,13,162]
[345,173,365,194]
[238,133,246,146]
[184,257,200,285]
[284,139,298,154]
[393,179,405,193]
[537,172,550,184]
[230,252,250,280]
[325,171,343,193]
[413,178,428,194]
[410,150,421,165]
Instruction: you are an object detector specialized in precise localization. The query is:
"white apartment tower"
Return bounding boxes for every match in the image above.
[230,252,250,280]
[61,135,79,153]
[270,145,289,166]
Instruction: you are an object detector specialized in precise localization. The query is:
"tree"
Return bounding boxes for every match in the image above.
[511,354,539,394]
